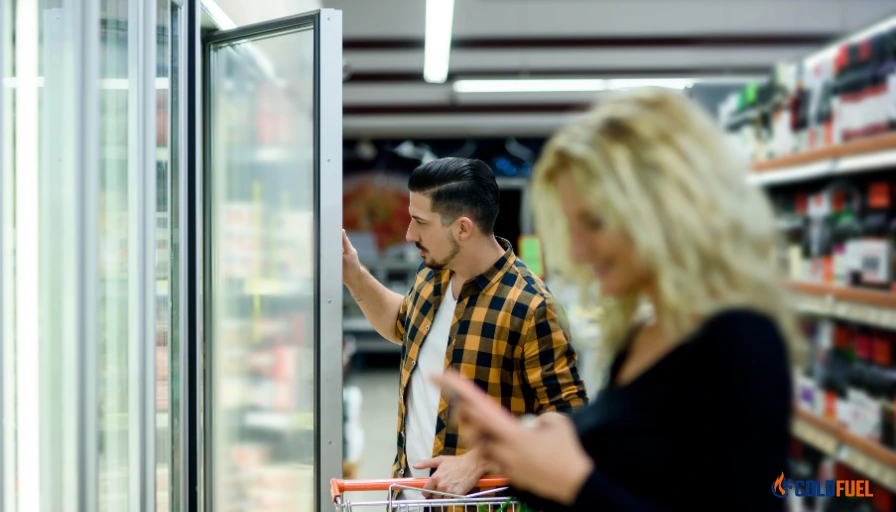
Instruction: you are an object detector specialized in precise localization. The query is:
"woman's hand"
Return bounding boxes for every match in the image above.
[432,370,594,505]
[479,412,593,505]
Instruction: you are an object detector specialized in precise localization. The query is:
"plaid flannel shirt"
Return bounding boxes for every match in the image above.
[391,238,588,480]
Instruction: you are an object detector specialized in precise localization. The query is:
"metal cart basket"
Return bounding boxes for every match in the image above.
[331,476,521,512]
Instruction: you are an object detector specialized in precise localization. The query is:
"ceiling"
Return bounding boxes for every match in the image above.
[210,0,896,137]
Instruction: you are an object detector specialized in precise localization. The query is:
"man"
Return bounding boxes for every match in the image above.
[342,157,587,500]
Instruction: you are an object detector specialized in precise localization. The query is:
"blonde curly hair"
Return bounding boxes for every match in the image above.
[532,87,801,362]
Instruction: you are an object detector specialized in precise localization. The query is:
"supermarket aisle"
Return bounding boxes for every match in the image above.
[345,365,400,507]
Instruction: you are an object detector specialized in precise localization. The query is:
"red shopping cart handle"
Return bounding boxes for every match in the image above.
[330,476,510,501]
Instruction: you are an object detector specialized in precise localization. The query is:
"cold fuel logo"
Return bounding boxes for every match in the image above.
[771,472,874,499]
[772,472,791,498]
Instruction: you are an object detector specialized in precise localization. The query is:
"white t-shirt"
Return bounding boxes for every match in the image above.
[402,278,457,502]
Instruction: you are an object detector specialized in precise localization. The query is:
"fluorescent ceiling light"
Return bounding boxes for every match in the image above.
[454,79,606,93]
[196,1,283,88]
[4,77,171,89]
[424,0,455,84]
[605,78,696,90]
[200,0,237,30]
[453,78,704,94]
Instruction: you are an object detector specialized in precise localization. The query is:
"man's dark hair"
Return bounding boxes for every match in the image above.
[408,157,500,234]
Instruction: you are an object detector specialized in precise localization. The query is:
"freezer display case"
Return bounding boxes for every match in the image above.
[203,11,343,512]
[1,4,342,511]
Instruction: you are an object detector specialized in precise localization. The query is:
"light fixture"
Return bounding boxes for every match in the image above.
[454,79,606,93]
[200,0,237,30]
[424,0,455,84]
[605,78,697,90]
[198,1,284,88]
[452,77,758,94]
[453,78,702,94]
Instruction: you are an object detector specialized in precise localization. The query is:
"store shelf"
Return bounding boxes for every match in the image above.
[792,409,896,492]
[230,146,314,165]
[790,281,896,310]
[343,317,402,354]
[354,335,401,354]
[747,160,834,187]
[359,259,421,272]
[343,316,375,332]
[791,282,896,330]
[245,411,314,431]
[243,278,313,297]
[102,146,169,162]
[748,132,896,186]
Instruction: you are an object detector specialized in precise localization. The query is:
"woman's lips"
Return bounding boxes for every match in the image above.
[594,262,612,278]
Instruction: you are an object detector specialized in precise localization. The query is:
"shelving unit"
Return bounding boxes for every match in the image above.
[715,17,896,508]
[790,281,896,330]
[792,409,896,492]
[244,411,315,431]
[343,317,375,333]
[343,258,420,354]
[747,132,896,186]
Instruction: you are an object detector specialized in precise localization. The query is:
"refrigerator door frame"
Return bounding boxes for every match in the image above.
[201,9,343,512]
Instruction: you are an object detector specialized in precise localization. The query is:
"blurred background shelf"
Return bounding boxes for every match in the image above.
[748,133,896,186]
[793,409,896,492]
[244,411,314,431]
[790,281,896,311]
[343,316,375,332]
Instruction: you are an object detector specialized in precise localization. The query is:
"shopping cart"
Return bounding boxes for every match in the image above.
[330,476,522,512]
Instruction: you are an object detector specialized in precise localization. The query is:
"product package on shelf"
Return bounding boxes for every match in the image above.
[859,182,894,290]
[721,24,896,166]
[798,317,896,452]
[776,176,896,291]
[788,428,896,511]
[274,210,313,281]
[222,200,264,274]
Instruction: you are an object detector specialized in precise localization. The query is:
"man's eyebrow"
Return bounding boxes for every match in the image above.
[411,214,426,222]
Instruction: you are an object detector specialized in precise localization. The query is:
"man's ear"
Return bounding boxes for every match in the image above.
[456,216,475,241]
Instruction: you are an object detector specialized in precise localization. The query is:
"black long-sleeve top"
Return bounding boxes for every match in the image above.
[519,309,793,511]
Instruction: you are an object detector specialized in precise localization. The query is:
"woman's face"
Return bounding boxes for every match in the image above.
[554,171,652,297]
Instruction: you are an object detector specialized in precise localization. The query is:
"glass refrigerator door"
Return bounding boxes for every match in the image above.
[204,10,343,512]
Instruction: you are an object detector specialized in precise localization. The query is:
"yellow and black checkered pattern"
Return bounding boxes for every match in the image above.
[391,238,588,480]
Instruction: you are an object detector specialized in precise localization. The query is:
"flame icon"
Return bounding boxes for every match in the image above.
[771,472,787,498]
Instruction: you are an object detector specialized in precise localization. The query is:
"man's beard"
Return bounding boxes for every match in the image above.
[417,237,460,270]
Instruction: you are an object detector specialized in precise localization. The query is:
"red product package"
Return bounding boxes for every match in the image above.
[868,182,892,210]
[872,487,893,512]
[854,331,873,361]
[874,332,894,368]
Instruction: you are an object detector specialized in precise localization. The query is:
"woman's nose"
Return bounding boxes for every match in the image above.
[570,240,590,263]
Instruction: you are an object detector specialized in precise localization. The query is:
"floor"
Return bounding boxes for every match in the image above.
[344,364,401,508]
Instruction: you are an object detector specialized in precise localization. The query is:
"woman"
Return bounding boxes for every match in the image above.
[433,88,799,511]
